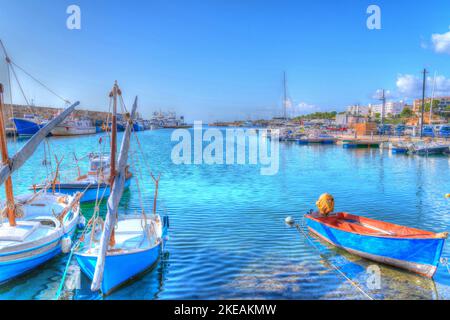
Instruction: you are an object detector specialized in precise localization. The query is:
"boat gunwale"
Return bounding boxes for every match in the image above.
[74,239,162,258]
[305,212,446,240]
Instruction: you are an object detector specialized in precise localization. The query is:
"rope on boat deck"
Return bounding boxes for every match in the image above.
[292,216,374,300]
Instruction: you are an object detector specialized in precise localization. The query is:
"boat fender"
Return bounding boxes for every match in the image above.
[436,232,449,239]
[316,193,334,216]
[61,236,72,253]
[77,215,86,229]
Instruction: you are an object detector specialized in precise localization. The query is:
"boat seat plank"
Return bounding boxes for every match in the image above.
[0,221,40,242]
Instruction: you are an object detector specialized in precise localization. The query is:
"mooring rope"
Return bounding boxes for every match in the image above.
[293,216,374,300]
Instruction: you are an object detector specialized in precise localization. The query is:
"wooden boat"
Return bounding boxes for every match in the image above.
[74,82,169,295]
[32,84,132,202]
[0,83,82,283]
[75,215,168,295]
[305,212,447,277]
[51,118,96,136]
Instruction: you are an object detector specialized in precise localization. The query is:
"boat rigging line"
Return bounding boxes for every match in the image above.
[0,39,71,111]
[286,215,375,300]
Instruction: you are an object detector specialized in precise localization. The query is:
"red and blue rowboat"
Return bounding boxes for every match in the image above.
[305,212,448,277]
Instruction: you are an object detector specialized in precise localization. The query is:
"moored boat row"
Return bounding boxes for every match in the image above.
[0,42,169,297]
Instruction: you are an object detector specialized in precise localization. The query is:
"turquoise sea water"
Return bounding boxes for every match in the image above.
[0,128,449,300]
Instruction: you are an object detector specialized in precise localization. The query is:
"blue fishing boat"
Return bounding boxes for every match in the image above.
[75,83,169,295]
[106,121,126,132]
[133,120,145,131]
[32,83,133,202]
[75,216,168,294]
[11,115,48,136]
[33,153,132,202]
[305,212,447,277]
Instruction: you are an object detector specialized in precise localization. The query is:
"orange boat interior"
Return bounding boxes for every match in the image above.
[307,212,441,239]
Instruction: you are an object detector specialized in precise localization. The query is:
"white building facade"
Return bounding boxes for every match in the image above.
[346,105,370,116]
[369,102,405,116]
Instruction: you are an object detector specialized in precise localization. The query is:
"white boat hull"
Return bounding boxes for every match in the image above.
[51,126,96,136]
[0,193,80,283]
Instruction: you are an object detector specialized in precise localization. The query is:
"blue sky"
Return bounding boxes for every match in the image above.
[0,0,449,122]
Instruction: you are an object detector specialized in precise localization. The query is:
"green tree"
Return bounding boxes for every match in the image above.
[400,108,413,118]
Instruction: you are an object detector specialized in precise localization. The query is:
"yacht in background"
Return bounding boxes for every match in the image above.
[150,111,190,129]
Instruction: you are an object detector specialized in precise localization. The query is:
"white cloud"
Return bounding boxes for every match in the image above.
[292,101,321,116]
[372,89,393,100]
[395,73,450,98]
[431,27,450,54]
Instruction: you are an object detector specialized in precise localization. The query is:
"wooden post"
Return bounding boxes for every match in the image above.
[0,84,16,226]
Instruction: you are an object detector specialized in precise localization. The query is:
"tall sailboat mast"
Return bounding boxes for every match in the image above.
[109,81,120,246]
[429,71,436,125]
[110,81,119,186]
[283,71,287,120]
[0,84,16,226]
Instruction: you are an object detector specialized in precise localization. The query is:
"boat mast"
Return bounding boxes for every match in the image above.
[379,89,386,127]
[110,81,119,186]
[283,71,287,120]
[0,84,16,226]
[109,81,119,246]
[429,71,436,125]
[420,68,428,138]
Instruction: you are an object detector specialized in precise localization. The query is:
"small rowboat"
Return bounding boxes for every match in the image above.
[305,212,448,277]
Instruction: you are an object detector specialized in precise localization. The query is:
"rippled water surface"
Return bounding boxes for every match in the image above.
[0,129,449,300]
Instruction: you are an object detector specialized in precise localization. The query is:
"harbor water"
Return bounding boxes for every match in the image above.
[0,129,449,300]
